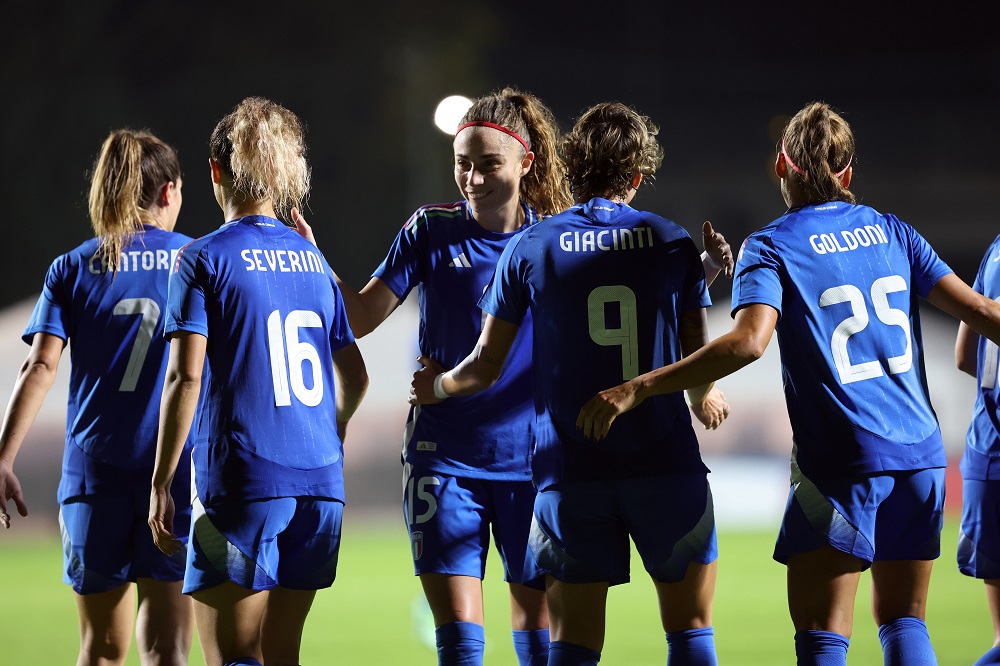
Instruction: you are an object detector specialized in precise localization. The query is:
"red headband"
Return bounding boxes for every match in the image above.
[455,121,531,154]
[782,141,853,179]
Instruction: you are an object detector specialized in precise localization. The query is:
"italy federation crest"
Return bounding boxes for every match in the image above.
[411,530,424,561]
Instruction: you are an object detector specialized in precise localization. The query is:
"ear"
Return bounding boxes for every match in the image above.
[520,151,535,176]
[209,158,223,184]
[631,173,643,191]
[158,181,173,207]
[839,166,853,188]
[774,152,788,179]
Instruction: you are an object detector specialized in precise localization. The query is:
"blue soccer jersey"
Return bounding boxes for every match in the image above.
[23,226,194,501]
[166,216,354,504]
[732,202,952,479]
[961,234,1000,481]
[374,201,537,480]
[481,198,712,491]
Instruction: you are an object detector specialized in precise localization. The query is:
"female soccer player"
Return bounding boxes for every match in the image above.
[329,87,573,666]
[0,129,193,665]
[577,101,1000,666]
[148,97,368,666]
[410,101,728,666]
[955,237,1000,666]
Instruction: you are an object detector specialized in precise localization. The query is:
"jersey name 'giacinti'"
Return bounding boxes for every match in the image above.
[88,248,181,275]
[808,224,888,255]
[241,248,326,274]
[559,226,655,253]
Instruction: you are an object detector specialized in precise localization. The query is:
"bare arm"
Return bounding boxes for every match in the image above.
[955,321,979,378]
[577,303,778,440]
[290,207,403,338]
[929,273,1000,347]
[332,342,369,440]
[410,315,520,404]
[0,333,65,526]
[149,332,205,555]
[336,277,402,339]
[679,308,715,405]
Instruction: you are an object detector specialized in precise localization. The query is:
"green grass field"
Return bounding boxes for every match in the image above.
[0,517,991,664]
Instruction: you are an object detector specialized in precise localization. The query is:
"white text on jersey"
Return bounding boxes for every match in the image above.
[241,248,326,273]
[809,225,888,255]
[559,226,655,253]
[88,249,180,275]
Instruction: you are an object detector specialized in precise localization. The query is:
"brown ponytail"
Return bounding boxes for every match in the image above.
[780,101,856,205]
[88,130,181,272]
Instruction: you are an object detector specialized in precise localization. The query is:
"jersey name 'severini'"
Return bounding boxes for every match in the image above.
[240,248,326,273]
[559,225,655,253]
[88,248,181,274]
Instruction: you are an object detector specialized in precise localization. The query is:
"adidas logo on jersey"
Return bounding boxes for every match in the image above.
[416,441,437,451]
[448,253,472,268]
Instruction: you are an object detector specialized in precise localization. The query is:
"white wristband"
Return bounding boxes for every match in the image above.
[701,250,722,272]
[433,374,450,400]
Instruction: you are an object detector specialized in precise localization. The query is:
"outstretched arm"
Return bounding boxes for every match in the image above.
[929,274,1000,348]
[0,333,64,528]
[149,331,205,555]
[410,315,520,404]
[577,303,777,441]
[291,207,402,338]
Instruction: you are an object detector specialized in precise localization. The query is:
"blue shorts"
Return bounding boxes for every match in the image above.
[530,473,717,586]
[402,464,544,588]
[184,496,343,594]
[59,487,190,595]
[774,467,944,568]
[958,478,1000,579]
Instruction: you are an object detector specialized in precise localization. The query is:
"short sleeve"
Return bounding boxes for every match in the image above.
[898,217,954,297]
[731,232,784,317]
[22,256,71,344]
[371,209,428,300]
[479,233,530,325]
[165,243,209,337]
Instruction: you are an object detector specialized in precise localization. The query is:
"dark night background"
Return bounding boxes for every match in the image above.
[3,2,999,308]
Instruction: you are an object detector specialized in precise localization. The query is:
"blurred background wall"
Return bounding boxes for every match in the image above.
[1,0,998,534]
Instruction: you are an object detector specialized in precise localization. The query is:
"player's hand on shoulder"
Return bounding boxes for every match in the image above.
[576,381,643,441]
[0,461,27,529]
[691,386,729,430]
[703,221,734,278]
[410,356,447,405]
[291,207,317,246]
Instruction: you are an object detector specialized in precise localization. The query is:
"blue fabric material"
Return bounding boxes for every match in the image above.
[878,617,936,666]
[793,630,849,666]
[973,645,1000,665]
[376,200,537,480]
[731,202,950,480]
[512,628,549,666]
[666,627,718,665]
[435,621,485,666]
[481,197,710,491]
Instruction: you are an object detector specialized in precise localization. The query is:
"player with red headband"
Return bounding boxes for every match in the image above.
[316,87,732,665]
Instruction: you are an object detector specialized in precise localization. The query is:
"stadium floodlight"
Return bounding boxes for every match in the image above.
[433,95,473,135]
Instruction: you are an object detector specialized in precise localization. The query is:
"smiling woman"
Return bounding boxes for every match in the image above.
[325,87,573,666]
